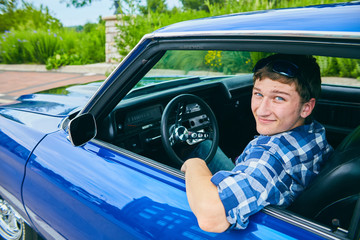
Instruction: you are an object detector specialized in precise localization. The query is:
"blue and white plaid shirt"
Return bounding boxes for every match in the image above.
[211,121,333,230]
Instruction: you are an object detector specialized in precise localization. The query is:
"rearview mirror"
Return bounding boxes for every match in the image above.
[68,113,97,146]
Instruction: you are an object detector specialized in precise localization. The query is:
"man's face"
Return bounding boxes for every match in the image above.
[251,77,308,136]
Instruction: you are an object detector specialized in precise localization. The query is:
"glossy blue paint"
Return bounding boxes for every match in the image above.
[155,2,360,34]
[0,114,47,225]
[0,108,63,133]
[1,81,102,117]
[22,130,326,239]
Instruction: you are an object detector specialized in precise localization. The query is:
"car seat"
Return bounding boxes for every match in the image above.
[289,125,360,232]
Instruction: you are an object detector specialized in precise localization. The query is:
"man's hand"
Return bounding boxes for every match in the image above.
[181,158,230,233]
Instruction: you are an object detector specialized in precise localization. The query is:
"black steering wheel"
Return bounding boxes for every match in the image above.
[160,94,219,166]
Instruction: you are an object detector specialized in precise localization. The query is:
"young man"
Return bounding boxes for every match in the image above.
[181,54,334,233]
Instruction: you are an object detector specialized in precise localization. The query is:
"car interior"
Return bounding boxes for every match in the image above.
[95,50,360,238]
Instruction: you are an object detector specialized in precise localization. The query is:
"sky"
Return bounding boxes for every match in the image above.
[28,0,182,27]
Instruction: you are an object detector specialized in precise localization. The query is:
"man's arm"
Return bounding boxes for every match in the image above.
[181,158,230,233]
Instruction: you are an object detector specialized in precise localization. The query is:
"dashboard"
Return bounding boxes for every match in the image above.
[106,101,211,156]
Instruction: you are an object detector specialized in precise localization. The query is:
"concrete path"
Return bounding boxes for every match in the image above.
[0,63,117,104]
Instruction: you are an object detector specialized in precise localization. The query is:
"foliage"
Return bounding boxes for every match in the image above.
[0,23,105,67]
[45,23,105,69]
[46,53,82,70]
[153,50,262,75]
[115,0,351,59]
[154,50,208,74]
[316,57,360,79]
[0,1,62,32]
[139,0,167,14]
[180,0,223,11]
[60,0,97,8]
[114,0,357,78]
[116,7,209,58]
[0,1,105,68]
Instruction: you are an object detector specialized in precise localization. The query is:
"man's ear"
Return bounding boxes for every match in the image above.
[300,98,316,118]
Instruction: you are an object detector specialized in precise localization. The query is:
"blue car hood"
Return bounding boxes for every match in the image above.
[1,81,103,117]
[0,81,102,133]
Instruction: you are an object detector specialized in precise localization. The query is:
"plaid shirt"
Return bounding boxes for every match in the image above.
[211,121,333,230]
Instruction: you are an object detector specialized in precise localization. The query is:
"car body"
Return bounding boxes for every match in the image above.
[1,2,360,240]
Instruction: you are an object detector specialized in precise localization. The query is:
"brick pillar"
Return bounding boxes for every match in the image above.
[103,15,122,63]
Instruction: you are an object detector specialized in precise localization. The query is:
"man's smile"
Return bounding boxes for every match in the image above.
[256,117,276,124]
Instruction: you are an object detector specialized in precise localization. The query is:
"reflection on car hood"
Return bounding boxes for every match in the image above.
[0,81,103,116]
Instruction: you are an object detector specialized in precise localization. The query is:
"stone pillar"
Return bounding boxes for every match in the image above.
[103,15,122,63]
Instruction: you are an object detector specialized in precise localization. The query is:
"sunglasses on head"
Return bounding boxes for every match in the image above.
[253,58,300,78]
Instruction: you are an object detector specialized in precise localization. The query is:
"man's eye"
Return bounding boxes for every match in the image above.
[275,96,285,101]
[254,92,263,97]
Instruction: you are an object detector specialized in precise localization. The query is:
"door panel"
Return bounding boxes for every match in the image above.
[23,130,198,239]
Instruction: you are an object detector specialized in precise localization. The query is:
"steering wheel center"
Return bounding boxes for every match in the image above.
[174,126,189,142]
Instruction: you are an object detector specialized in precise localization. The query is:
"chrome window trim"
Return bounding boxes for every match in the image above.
[263,206,348,240]
[147,30,360,41]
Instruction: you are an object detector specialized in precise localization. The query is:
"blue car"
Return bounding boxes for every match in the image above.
[1,2,359,240]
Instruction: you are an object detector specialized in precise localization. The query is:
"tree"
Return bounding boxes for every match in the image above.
[60,0,95,7]
[61,0,122,13]
[139,0,167,14]
[0,1,61,32]
[180,0,223,11]
[0,0,17,13]
[62,0,169,14]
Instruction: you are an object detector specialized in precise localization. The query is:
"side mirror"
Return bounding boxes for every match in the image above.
[68,113,97,146]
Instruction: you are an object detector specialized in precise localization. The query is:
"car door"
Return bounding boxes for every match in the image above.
[22,128,193,240]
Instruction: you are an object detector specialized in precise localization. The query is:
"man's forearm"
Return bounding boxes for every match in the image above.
[181,158,230,232]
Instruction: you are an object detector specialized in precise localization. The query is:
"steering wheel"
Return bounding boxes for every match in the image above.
[160,94,219,166]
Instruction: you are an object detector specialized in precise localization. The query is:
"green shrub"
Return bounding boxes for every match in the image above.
[25,30,61,64]
[116,8,209,58]
[0,25,105,68]
[0,2,105,68]
[46,53,82,70]
[0,30,31,63]
[316,57,360,79]
[45,23,105,69]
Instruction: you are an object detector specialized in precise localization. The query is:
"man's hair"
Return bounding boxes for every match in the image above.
[253,54,321,103]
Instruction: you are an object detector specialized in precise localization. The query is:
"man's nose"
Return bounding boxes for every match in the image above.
[256,98,271,116]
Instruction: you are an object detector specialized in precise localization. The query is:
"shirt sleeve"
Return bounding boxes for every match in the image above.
[211,147,292,230]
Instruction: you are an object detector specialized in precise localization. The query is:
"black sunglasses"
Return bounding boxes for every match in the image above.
[253,59,300,78]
